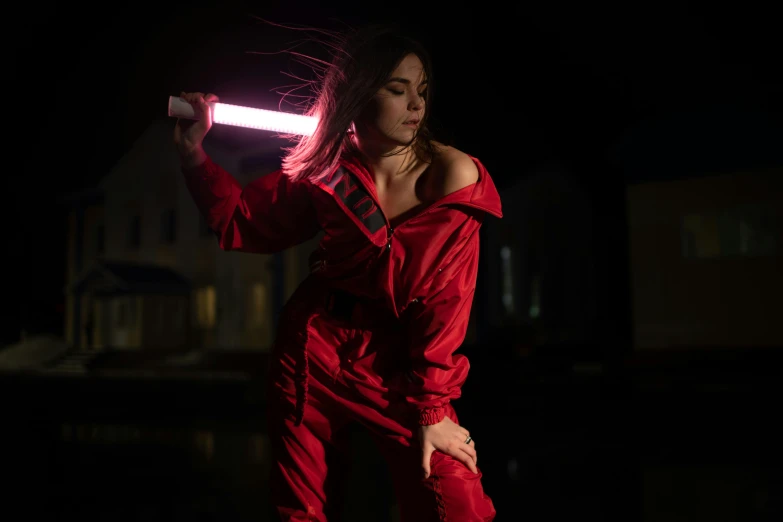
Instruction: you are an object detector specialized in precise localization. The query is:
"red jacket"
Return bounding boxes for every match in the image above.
[183,153,503,426]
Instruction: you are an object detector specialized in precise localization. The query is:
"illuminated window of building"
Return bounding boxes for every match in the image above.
[248,433,267,462]
[195,286,216,328]
[248,283,268,328]
[681,203,778,259]
[193,431,214,461]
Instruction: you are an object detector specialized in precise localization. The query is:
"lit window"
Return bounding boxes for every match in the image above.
[248,283,268,327]
[195,286,216,328]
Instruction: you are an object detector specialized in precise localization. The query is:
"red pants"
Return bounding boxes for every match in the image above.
[265,304,496,521]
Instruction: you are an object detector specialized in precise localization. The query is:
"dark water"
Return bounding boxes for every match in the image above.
[4,347,781,521]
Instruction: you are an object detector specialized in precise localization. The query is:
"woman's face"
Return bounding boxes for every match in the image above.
[353,53,428,152]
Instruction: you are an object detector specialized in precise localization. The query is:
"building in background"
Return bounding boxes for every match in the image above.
[481,103,783,360]
[60,119,321,353]
[616,105,783,351]
[626,168,782,349]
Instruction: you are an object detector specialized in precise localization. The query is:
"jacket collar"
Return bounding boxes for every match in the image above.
[337,153,504,220]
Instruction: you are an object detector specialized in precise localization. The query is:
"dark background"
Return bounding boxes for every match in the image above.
[10,1,781,343]
[7,1,783,520]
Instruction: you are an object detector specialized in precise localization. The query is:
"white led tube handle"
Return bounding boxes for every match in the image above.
[167,95,318,136]
[167,95,208,120]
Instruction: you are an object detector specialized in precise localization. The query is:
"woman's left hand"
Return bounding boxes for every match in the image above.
[419,416,477,479]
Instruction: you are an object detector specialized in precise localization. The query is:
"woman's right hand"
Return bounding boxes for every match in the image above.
[419,416,478,479]
[173,92,219,165]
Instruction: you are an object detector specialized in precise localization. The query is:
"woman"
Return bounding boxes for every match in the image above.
[175,24,501,521]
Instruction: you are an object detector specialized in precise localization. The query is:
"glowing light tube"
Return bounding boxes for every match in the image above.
[167,96,318,136]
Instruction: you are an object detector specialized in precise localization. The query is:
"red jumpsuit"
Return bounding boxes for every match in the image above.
[183,152,502,521]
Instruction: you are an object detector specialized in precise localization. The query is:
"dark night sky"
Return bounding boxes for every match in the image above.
[7,1,782,344]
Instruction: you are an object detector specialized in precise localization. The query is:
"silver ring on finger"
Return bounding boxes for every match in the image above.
[464,435,472,444]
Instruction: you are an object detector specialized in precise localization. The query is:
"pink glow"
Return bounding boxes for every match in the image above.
[168,96,318,136]
[212,103,318,136]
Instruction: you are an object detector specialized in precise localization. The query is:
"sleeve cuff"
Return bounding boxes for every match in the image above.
[418,407,446,426]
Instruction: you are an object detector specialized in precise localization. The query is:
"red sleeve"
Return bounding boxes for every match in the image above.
[401,230,481,426]
[182,156,320,253]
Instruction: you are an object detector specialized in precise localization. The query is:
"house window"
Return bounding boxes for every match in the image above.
[681,202,778,259]
[161,209,177,244]
[248,283,268,328]
[128,215,141,248]
[195,286,216,328]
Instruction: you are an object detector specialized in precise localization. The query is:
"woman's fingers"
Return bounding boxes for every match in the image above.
[457,444,479,474]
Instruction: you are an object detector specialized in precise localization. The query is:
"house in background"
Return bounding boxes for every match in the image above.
[615,106,782,351]
[66,260,191,351]
[61,119,320,352]
[481,104,782,360]
[626,168,782,349]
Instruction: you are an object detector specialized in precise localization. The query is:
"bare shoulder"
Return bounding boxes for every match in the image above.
[429,142,479,197]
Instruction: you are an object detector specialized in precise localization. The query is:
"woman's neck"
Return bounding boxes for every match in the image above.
[353,142,421,184]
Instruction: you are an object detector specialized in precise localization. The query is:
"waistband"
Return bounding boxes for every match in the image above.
[286,279,399,427]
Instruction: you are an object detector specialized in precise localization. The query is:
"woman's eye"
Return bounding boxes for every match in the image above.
[386,88,426,98]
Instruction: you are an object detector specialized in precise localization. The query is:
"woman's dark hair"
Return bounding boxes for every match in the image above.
[279,23,437,181]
